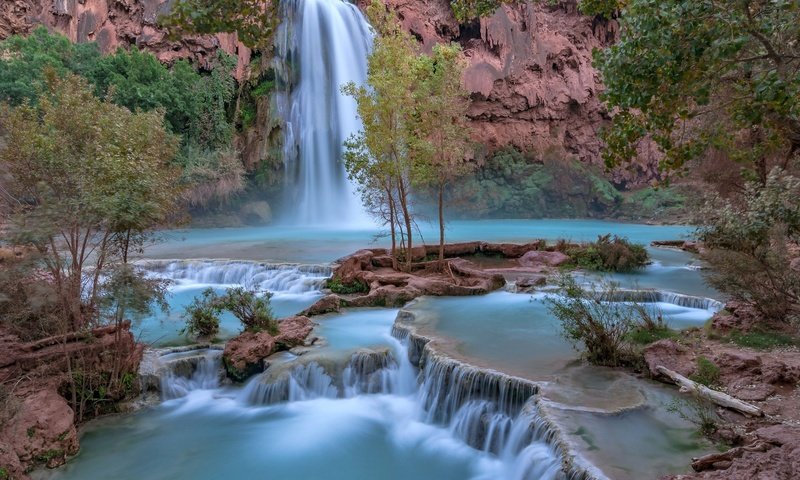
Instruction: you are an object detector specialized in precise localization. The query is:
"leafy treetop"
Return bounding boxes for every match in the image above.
[596,0,800,181]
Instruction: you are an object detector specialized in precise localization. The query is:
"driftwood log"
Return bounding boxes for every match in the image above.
[691,441,771,471]
[655,365,764,417]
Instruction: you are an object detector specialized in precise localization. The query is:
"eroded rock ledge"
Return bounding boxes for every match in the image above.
[391,310,603,480]
[300,241,571,315]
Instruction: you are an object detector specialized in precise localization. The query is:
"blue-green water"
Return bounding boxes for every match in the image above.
[145,219,695,263]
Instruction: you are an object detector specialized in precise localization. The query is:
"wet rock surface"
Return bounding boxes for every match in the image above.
[223,316,315,381]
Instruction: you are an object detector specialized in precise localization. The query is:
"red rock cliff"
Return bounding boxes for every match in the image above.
[371,0,640,179]
[0,0,252,79]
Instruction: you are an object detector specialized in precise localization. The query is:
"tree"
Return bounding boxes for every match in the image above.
[596,0,799,184]
[162,0,281,49]
[343,0,421,270]
[0,73,182,330]
[411,43,473,263]
[449,0,517,22]
[697,169,800,324]
[0,27,101,106]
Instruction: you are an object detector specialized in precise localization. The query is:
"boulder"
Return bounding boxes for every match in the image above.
[222,332,275,382]
[518,250,570,268]
[300,295,342,316]
[275,316,314,348]
[1,388,79,471]
[643,339,695,378]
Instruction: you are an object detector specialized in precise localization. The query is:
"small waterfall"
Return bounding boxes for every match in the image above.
[274,0,373,226]
[138,260,331,294]
[159,350,223,400]
[241,361,340,404]
[596,289,723,311]
[392,315,600,480]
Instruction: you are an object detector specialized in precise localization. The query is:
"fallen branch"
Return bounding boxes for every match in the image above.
[655,365,764,417]
[691,440,771,471]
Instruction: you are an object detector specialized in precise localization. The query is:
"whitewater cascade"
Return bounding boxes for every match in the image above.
[275,0,373,226]
[139,260,331,295]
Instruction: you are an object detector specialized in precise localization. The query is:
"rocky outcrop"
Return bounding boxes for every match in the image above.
[0,0,251,79]
[0,322,142,478]
[222,316,315,381]
[372,0,654,185]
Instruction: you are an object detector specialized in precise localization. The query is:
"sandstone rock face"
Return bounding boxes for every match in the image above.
[0,323,142,478]
[372,0,652,185]
[643,339,695,378]
[0,0,251,79]
[223,316,315,381]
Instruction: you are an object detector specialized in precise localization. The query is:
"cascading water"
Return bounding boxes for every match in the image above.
[275,0,373,226]
[159,350,223,400]
[140,260,331,294]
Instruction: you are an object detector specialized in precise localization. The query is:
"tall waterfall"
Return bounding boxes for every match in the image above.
[275,0,373,226]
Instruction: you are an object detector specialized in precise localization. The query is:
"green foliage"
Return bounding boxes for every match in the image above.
[690,356,721,387]
[181,288,222,339]
[567,235,649,272]
[162,0,281,49]
[182,287,278,337]
[178,146,246,208]
[617,186,687,220]
[728,330,800,350]
[0,29,241,210]
[579,0,626,17]
[545,275,662,366]
[698,169,800,323]
[596,0,800,174]
[667,395,719,437]
[0,73,181,329]
[447,148,624,218]
[217,287,277,334]
[0,27,101,105]
[327,277,370,295]
[0,467,7,479]
[626,325,677,344]
[450,0,516,22]
[89,48,236,151]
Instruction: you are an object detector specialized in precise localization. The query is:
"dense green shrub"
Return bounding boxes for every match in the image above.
[728,330,800,350]
[327,277,370,295]
[182,287,278,338]
[567,235,649,272]
[450,0,514,22]
[698,169,800,325]
[217,287,278,334]
[446,148,623,218]
[181,288,222,339]
[545,275,663,366]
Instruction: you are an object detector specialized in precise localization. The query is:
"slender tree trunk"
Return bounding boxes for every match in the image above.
[397,177,413,270]
[385,184,398,270]
[438,182,445,265]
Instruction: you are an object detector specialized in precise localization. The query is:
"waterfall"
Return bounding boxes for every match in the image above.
[159,350,223,400]
[275,0,373,226]
[138,260,331,294]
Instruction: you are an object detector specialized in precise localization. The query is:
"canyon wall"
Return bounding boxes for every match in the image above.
[0,0,252,79]
[0,0,655,185]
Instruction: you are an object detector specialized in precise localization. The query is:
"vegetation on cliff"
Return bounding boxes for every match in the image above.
[0,28,245,209]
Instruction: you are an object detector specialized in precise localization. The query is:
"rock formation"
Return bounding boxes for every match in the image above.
[0,322,142,478]
[1,0,658,185]
[222,315,315,381]
[370,0,653,184]
[0,0,252,79]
